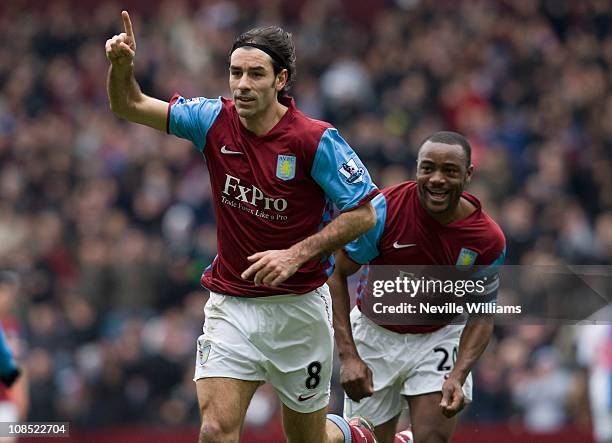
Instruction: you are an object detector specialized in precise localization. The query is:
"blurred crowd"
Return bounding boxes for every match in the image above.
[0,0,610,437]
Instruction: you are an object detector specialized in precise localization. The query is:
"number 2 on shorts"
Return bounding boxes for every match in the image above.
[434,346,458,372]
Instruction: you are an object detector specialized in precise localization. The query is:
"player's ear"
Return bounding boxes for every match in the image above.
[465,164,474,183]
[276,69,288,92]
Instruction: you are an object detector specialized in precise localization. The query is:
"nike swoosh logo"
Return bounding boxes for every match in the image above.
[393,242,416,249]
[220,145,243,155]
[298,393,317,401]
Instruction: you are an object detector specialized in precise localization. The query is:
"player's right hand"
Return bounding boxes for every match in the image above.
[439,374,465,418]
[105,11,136,67]
[340,356,374,402]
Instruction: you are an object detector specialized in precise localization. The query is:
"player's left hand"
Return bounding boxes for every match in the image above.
[439,374,465,418]
[241,249,301,287]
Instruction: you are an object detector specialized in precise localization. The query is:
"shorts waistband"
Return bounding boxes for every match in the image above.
[210,286,326,304]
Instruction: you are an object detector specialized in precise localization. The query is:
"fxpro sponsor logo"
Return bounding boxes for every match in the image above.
[222,174,289,221]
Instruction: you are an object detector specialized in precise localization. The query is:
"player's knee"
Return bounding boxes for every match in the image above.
[199,419,238,443]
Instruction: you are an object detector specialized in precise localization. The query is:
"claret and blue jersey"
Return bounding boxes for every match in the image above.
[343,181,506,334]
[167,94,378,297]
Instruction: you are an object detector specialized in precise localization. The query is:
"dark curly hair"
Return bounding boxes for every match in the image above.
[230,26,296,97]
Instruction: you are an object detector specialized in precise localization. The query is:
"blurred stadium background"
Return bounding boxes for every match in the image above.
[0,0,611,442]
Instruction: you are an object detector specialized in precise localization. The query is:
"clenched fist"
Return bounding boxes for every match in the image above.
[105,11,136,67]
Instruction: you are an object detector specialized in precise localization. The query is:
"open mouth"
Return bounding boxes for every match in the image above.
[426,188,449,202]
[236,96,255,104]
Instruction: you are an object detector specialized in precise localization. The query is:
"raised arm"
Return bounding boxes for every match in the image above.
[106,11,168,130]
[327,251,374,402]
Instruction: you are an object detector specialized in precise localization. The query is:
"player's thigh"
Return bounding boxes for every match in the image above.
[402,325,472,403]
[406,393,457,443]
[281,404,329,443]
[196,377,261,441]
[263,286,334,414]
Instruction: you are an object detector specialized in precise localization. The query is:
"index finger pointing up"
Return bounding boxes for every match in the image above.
[122,11,134,39]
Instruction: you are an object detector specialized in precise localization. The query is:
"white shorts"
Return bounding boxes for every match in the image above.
[344,308,473,426]
[194,285,334,414]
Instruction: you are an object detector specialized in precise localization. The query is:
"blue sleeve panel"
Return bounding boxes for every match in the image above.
[0,327,17,376]
[168,96,223,152]
[343,193,387,264]
[311,128,377,212]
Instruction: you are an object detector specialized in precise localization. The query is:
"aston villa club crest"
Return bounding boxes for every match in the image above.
[276,155,296,181]
[339,158,364,184]
[197,338,211,366]
[456,248,478,269]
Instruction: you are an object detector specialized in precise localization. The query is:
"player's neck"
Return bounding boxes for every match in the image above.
[240,101,288,136]
[428,197,476,225]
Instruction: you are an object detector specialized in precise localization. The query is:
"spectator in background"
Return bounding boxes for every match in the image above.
[512,348,572,433]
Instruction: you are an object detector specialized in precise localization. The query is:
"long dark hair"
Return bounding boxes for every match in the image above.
[230,26,296,97]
